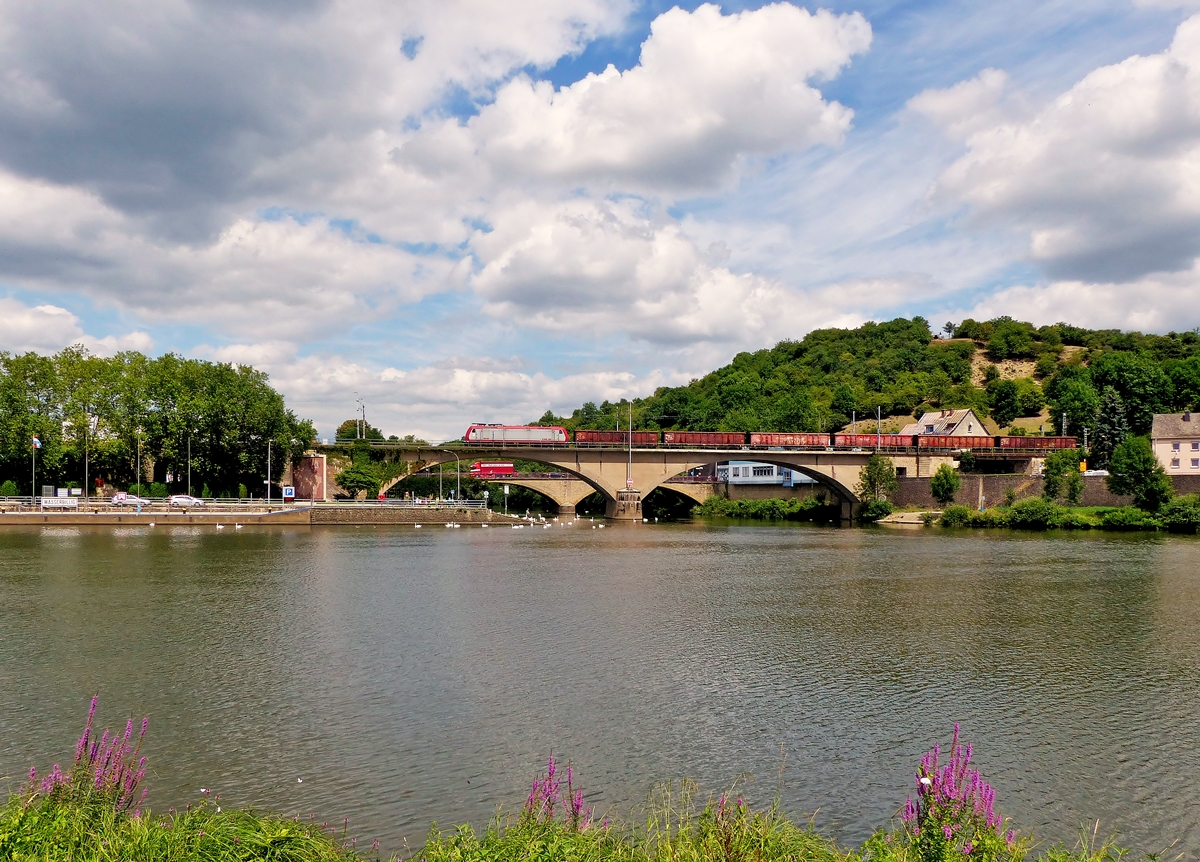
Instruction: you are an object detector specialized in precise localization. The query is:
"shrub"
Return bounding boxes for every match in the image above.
[1061,470,1084,505]
[1107,436,1173,511]
[145,482,168,498]
[1003,487,1017,506]
[1100,507,1162,531]
[0,479,18,496]
[939,505,972,527]
[969,508,1011,528]
[859,499,894,522]
[1006,498,1062,530]
[921,511,938,526]
[930,464,961,506]
[858,454,899,503]
[900,724,1021,862]
[1161,494,1200,533]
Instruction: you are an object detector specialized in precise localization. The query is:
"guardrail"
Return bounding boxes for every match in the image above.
[314,499,488,509]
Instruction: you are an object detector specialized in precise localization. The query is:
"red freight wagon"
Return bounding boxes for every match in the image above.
[749,433,830,448]
[997,436,1077,450]
[574,430,661,445]
[662,431,746,447]
[470,461,515,478]
[832,434,916,448]
[917,435,988,450]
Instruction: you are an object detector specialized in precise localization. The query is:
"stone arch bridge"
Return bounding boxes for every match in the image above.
[356,444,896,520]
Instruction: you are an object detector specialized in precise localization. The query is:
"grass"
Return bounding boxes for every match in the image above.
[1,706,1165,862]
[0,793,366,861]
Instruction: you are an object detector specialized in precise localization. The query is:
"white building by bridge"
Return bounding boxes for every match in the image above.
[717,461,816,486]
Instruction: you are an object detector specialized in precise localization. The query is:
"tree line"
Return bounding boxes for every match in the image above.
[536,316,1200,471]
[0,348,314,496]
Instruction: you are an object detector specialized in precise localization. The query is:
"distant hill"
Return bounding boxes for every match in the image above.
[535,316,1200,440]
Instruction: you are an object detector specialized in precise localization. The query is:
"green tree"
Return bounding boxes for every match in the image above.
[857,453,899,502]
[335,419,384,441]
[988,379,1021,426]
[930,463,961,506]
[1062,469,1084,505]
[334,462,381,498]
[1047,376,1099,437]
[1090,387,1128,469]
[1107,436,1173,512]
[1089,352,1171,434]
[1041,448,1083,501]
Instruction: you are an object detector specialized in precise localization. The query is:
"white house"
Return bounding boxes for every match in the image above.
[899,408,989,437]
[717,461,814,487]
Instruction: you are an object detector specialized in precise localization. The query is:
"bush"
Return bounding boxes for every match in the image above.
[930,464,962,505]
[1159,494,1200,532]
[0,479,18,496]
[145,482,168,498]
[970,507,1011,528]
[1006,498,1062,530]
[694,496,839,521]
[939,505,973,527]
[859,499,894,521]
[1100,507,1162,531]
[1107,436,1173,511]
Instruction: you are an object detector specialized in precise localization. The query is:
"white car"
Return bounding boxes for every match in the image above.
[167,494,205,508]
[111,493,148,506]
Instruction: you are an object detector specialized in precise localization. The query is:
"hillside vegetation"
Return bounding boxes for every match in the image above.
[538,317,1200,450]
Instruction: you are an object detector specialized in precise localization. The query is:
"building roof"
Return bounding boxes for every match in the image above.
[899,408,987,436]
[1151,412,1200,439]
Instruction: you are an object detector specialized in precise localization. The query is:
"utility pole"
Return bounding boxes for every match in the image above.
[627,400,633,489]
[266,439,272,506]
[852,409,856,436]
[876,406,881,450]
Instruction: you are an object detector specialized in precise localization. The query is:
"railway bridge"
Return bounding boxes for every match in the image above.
[346,444,937,520]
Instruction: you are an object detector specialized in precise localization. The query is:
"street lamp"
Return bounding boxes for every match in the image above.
[187,428,195,497]
[438,449,461,502]
[136,427,143,497]
[266,438,272,506]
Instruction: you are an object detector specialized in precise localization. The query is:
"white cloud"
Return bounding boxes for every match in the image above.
[204,341,684,441]
[402,2,870,193]
[931,15,1200,282]
[468,197,874,350]
[908,68,1023,139]
[955,260,1200,332]
[0,296,151,355]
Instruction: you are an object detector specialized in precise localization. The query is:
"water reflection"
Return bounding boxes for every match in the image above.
[0,524,1197,854]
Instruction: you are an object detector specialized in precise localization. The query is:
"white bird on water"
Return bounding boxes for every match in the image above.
[215,524,225,530]
[235,524,243,530]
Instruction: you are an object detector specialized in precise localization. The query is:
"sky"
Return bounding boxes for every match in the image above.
[3,0,1200,441]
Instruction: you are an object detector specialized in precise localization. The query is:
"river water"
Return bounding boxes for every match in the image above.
[1,522,1197,854]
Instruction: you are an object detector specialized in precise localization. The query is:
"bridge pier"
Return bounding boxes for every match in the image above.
[606,489,643,520]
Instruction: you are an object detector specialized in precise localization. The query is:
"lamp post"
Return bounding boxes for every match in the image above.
[136,427,143,497]
[187,429,193,497]
[438,449,460,502]
[266,439,272,506]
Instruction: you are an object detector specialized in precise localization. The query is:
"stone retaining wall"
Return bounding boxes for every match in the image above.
[891,474,1200,509]
[309,506,518,525]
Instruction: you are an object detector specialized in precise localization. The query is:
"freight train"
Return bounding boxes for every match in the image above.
[462,424,1076,452]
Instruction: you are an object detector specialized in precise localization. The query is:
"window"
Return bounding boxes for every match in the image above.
[1192,442,1198,451]
[1172,458,1181,468]
[752,465,773,476]
[732,467,741,477]
[896,467,908,478]
[1173,442,1181,451]
[967,423,973,432]
[1192,459,1199,469]
[925,425,934,433]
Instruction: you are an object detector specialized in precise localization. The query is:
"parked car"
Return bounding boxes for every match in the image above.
[167,494,205,508]
[111,492,148,506]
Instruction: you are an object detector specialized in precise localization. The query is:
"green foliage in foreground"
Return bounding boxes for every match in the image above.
[935,499,1189,532]
[693,495,840,521]
[0,794,364,861]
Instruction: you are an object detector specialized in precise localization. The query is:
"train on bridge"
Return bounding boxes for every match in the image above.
[463,424,1077,453]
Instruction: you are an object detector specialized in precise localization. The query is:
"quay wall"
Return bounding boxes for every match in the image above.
[891,474,1200,509]
[309,506,519,525]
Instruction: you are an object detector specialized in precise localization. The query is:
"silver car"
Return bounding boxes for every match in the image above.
[167,494,206,508]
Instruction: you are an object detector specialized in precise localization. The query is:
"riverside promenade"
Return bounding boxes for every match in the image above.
[0,501,523,527]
